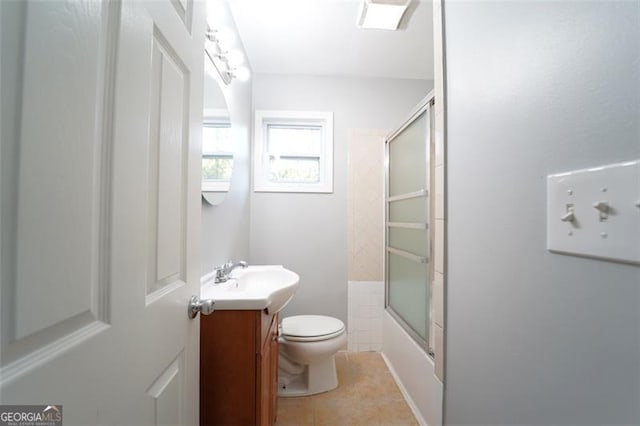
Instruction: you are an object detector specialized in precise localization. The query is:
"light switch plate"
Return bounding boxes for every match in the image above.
[547,160,640,264]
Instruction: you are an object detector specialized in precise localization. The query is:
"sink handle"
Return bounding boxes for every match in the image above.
[188,295,215,319]
[214,266,227,283]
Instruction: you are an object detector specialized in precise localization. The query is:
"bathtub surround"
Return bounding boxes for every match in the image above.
[379,3,447,425]
[431,0,446,385]
[250,74,431,325]
[444,1,640,424]
[347,281,385,352]
[347,128,386,282]
[383,312,442,426]
[346,128,387,352]
[381,95,444,426]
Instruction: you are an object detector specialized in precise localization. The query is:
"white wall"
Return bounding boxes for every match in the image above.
[200,6,252,275]
[250,74,432,323]
[444,1,640,424]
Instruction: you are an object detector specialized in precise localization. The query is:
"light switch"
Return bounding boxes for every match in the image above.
[547,160,640,264]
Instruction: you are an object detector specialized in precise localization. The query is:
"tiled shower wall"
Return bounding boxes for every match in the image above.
[432,0,446,382]
[347,128,386,352]
[347,281,384,352]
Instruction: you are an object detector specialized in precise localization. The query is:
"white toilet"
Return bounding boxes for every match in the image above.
[278,315,347,397]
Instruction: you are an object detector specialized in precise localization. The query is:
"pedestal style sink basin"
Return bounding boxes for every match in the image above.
[201,265,299,314]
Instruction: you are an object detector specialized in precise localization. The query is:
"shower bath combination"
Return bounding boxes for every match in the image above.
[385,93,436,356]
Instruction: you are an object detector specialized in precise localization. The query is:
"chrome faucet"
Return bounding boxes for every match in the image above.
[214,260,248,283]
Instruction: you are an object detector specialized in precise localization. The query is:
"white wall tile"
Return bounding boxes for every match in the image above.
[347,129,386,282]
[359,343,371,352]
[434,219,445,274]
[434,324,444,381]
[358,330,371,344]
[431,0,446,398]
[433,272,444,327]
[435,164,445,220]
[347,281,385,352]
[434,111,445,167]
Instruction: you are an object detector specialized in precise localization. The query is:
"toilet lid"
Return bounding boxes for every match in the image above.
[281,315,345,340]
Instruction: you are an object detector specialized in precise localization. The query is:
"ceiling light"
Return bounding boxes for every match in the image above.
[357,0,411,31]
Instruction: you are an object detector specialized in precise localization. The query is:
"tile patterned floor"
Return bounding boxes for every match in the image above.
[276,352,419,426]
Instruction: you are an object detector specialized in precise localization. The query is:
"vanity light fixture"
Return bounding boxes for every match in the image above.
[205,35,232,85]
[205,25,249,85]
[217,49,245,68]
[356,0,411,31]
[229,66,251,82]
[205,28,218,42]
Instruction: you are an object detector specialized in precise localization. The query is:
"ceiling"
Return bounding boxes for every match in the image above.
[227,0,434,80]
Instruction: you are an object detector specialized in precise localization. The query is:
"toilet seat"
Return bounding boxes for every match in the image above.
[281,315,345,342]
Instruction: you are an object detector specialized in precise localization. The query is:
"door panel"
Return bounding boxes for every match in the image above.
[146,353,185,426]
[170,0,193,32]
[1,0,115,380]
[147,28,189,297]
[0,0,205,424]
[14,0,111,341]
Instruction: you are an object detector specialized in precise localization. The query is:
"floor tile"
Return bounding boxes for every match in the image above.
[276,351,417,425]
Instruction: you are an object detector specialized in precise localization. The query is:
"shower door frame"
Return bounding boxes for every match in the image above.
[384,91,435,356]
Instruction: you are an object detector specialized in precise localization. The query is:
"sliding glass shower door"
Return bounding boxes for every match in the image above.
[385,97,433,351]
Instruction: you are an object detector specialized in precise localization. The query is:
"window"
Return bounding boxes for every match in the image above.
[202,110,232,192]
[254,110,333,193]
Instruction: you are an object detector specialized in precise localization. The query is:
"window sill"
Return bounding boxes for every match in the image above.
[253,183,333,193]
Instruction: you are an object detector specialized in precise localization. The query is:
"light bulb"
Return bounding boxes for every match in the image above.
[204,38,220,55]
[225,49,244,68]
[206,0,226,25]
[215,27,236,45]
[232,67,250,82]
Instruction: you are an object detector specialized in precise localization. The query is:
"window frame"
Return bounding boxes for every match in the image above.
[202,108,232,193]
[253,110,333,193]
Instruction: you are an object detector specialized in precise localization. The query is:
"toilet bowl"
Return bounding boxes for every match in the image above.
[278,315,347,397]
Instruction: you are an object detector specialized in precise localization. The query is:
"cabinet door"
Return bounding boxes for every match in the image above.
[258,347,271,426]
[201,311,257,425]
[270,322,279,424]
[257,312,279,426]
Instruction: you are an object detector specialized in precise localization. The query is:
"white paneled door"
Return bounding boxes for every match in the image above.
[1,0,204,424]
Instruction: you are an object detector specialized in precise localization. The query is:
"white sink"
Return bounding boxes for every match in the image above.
[201,265,299,314]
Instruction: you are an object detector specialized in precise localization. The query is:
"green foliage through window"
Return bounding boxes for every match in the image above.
[267,125,322,183]
[202,121,232,187]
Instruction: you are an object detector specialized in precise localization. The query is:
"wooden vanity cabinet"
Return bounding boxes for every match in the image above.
[200,310,279,426]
